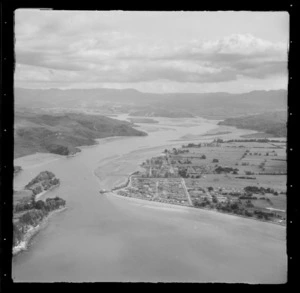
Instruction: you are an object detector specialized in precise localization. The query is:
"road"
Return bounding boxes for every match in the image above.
[181,178,193,206]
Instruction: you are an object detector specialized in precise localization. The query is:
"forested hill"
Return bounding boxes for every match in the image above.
[14,110,147,158]
[218,111,287,137]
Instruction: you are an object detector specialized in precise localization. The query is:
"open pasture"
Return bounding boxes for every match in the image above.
[264,160,286,173]
[186,147,244,168]
[184,174,286,194]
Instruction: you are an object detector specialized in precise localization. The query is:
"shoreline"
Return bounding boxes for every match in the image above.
[14,121,285,253]
[109,172,285,227]
[14,134,148,165]
[13,115,221,162]
[13,206,67,256]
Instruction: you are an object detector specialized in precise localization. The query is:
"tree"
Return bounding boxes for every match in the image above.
[212,158,219,163]
[178,168,187,178]
[230,202,239,210]
[212,196,218,204]
[13,223,23,246]
[19,210,45,226]
[35,200,46,210]
[245,171,254,175]
[245,210,253,217]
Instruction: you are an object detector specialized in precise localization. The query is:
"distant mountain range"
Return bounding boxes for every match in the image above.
[14,88,287,119]
[14,110,147,158]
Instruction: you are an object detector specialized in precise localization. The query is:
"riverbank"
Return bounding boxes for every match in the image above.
[13,207,67,256]
[109,188,285,226]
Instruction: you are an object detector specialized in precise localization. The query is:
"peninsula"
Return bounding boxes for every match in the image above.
[13,171,65,255]
[112,138,286,225]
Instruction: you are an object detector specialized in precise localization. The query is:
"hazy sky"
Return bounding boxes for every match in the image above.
[15,10,289,93]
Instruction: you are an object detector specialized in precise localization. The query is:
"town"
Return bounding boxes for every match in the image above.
[114,138,286,224]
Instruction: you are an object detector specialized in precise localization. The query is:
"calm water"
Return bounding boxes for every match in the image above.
[12,117,287,283]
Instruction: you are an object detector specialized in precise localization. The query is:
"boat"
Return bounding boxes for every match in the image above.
[99,189,107,194]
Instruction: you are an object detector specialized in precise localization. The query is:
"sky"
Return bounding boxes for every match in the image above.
[14,10,289,93]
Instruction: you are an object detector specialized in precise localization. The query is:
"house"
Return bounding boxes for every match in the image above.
[216,196,227,203]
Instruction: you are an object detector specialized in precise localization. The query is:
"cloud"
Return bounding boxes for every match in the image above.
[14,10,288,90]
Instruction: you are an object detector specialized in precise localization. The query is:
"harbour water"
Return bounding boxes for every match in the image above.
[12,117,287,283]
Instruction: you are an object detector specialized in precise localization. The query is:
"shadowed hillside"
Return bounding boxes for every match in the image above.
[14,110,147,158]
[218,111,287,137]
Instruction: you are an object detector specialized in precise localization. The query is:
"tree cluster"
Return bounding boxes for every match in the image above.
[13,196,66,248]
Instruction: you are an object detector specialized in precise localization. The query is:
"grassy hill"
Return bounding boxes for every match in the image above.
[218,111,287,137]
[14,110,147,158]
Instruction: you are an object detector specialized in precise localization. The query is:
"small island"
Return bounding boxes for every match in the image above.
[13,171,65,255]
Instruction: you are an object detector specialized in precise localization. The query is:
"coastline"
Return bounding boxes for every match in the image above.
[108,178,286,227]
[14,134,146,163]
[14,120,285,252]
[13,114,287,282]
[14,153,63,169]
[13,116,219,166]
[13,206,67,256]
